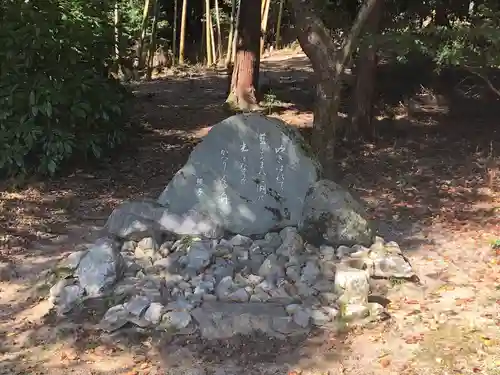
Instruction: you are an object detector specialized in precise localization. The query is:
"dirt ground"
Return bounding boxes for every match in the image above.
[0,50,499,375]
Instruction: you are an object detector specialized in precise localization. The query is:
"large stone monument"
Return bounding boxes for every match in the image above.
[157,113,321,235]
[105,113,374,245]
[43,113,415,339]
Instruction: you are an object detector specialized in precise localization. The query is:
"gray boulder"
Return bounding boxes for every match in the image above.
[49,279,84,314]
[104,199,224,240]
[369,239,415,279]
[160,311,192,330]
[157,113,320,236]
[100,304,129,332]
[191,301,298,339]
[104,199,161,240]
[74,237,125,297]
[298,180,374,246]
[185,240,213,273]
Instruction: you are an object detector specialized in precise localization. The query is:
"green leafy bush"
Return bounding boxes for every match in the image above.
[120,0,144,40]
[0,0,131,177]
[380,4,500,70]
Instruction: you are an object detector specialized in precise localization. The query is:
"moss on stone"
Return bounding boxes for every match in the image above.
[224,93,243,113]
[51,266,74,280]
[178,235,202,250]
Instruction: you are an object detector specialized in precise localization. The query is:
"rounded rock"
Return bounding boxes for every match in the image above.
[310,309,330,326]
[293,308,311,328]
[161,311,192,330]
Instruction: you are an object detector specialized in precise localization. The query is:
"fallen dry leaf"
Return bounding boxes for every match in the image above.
[380,357,391,368]
[60,350,79,361]
[405,299,420,304]
[404,334,424,344]
[480,336,494,346]
[406,310,422,316]
[438,284,456,292]
[387,303,401,311]
[455,297,475,306]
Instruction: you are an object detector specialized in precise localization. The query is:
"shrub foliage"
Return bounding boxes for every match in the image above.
[0,0,130,177]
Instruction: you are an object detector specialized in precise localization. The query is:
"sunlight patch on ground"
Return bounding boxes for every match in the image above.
[413,323,500,374]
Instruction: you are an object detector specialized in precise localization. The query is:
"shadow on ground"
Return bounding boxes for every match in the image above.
[0,324,348,375]
[0,299,353,374]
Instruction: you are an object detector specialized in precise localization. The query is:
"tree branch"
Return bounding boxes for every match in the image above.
[466,66,500,98]
[290,0,382,79]
[336,0,381,76]
[289,0,338,75]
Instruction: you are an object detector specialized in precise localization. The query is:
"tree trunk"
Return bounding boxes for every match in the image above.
[349,0,382,138]
[224,0,237,67]
[146,0,159,80]
[289,0,381,178]
[275,0,285,49]
[205,0,213,66]
[201,19,206,61]
[226,0,261,111]
[114,0,121,74]
[260,0,271,56]
[231,0,242,63]
[137,0,151,70]
[214,0,223,62]
[172,0,178,65]
[178,0,188,64]
[209,5,217,64]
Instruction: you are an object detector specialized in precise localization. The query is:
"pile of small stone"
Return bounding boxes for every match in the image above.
[48,226,415,338]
